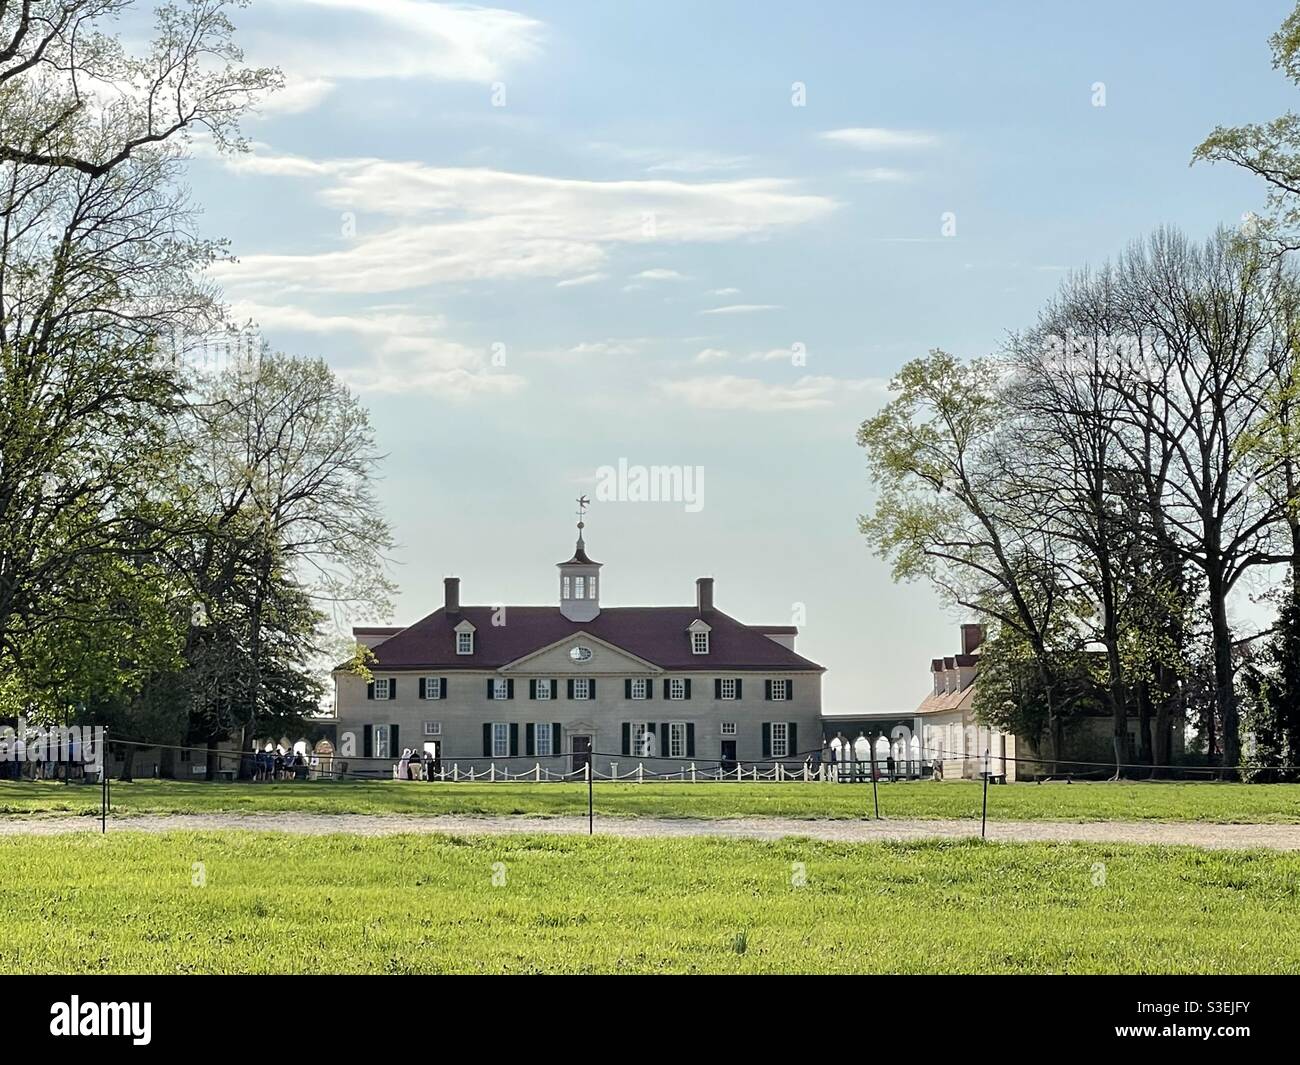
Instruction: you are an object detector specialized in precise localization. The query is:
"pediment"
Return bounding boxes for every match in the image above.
[499,631,662,674]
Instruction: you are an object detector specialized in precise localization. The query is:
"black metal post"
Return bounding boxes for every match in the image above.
[105,728,110,815]
[100,740,107,835]
[981,747,989,839]
[587,759,593,836]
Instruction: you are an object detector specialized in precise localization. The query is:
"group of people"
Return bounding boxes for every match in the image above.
[395,748,438,781]
[253,747,309,781]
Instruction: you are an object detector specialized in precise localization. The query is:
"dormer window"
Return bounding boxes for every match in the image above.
[692,631,709,655]
[457,632,473,654]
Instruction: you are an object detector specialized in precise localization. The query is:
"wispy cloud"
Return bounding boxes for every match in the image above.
[556,272,607,287]
[631,268,689,281]
[853,167,910,182]
[820,128,937,151]
[700,303,782,315]
[663,374,882,411]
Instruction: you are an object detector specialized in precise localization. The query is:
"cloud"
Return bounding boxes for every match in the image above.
[587,143,753,174]
[853,167,910,182]
[694,348,730,362]
[709,287,741,296]
[631,268,689,281]
[244,1,546,111]
[663,374,881,411]
[700,303,782,315]
[212,155,837,293]
[556,272,607,287]
[819,128,937,151]
[230,299,520,398]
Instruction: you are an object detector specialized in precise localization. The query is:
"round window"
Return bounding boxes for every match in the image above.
[569,646,593,662]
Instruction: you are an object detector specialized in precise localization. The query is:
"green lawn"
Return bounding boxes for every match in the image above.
[2,831,1297,973]
[3,778,1300,822]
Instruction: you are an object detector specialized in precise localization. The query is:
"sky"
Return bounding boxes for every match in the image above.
[164,0,1298,713]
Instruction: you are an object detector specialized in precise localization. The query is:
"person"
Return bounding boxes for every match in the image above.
[398,747,411,780]
[886,752,896,782]
[933,757,944,782]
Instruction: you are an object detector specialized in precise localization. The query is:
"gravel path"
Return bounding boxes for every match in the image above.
[3,812,1300,849]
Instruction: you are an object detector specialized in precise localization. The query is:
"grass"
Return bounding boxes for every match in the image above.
[2,830,1298,973]
[3,778,1300,823]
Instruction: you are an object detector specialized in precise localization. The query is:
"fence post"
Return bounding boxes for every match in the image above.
[870,751,880,820]
[776,762,783,783]
[981,748,990,839]
[587,760,593,835]
[104,728,110,816]
[637,762,644,784]
[690,762,697,783]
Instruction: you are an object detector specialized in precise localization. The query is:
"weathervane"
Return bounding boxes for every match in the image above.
[575,494,590,533]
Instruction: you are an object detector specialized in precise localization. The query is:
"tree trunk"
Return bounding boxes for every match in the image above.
[118,744,134,782]
[1208,582,1239,776]
[1105,638,1127,779]
[1135,678,1155,776]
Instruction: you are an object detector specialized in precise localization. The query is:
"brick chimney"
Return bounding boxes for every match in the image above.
[444,576,460,615]
[961,623,985,656]
[696,577,714,612]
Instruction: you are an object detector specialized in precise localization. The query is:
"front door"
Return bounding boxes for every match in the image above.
[572,735,592,774]
[720,739,737,772]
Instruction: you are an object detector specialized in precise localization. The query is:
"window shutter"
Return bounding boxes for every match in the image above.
[390,680,397,698]
[686,724,695,758]
[482,723,491,756]
[525,723,535,757]
[735,679,743,700]
[439,678,448,699]
[621,723,630,756]
[553,722,561,753]
[762,723,771,758]
[765,680,772,701]
[507,679,515,700]
[567,679,575,699]
[419,678,426,699]
[684,679,691,699]
[367,682,375,700]
[391,724,399,755]
[625,679,632,699]
[714,679,722,699]
[590,679,597,699]
[486,679,495,700]
[660,723,669,752]
[509,723,519,756]
[363,724,373,758]
[662,679,669,699]
[550,680,558,699]
[788,722,798,756]
[788,679,795,700]
[530,679,537,699]
[644,679,653,700]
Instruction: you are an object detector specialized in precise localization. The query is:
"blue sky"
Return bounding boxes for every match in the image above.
[178,0,1296,711]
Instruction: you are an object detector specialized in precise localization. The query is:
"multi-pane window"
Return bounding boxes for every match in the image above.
[669,722,687,759]
[720,721,737,736]
[668,678,687,700]
[771,679,789,701]
[574,576,585,599]
[374,724,391,759]
[536,723,553,757]
[424,677,441,700]
[771,722,789,758]
[535,679,551,700]
[492,722,509,758]
[562,575,571,598]
[691,631,709,655]
[588,576,598,599]
[630,678,648,700]
[719,678,737,700]
[374,678,391,700]
[493,678,509,700]
[456,631,473,655]
[573,678,591,700]
[631,723,649,756]
[423,721,441,737]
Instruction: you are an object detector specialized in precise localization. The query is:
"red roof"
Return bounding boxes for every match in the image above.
[357,606,824,672]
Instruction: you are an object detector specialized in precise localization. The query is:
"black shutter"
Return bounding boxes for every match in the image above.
[390,680,397,698]
[686,723,695,757]
[714,679,722,699]
[419,678,426,699]
[625,679,632,699]
[363,724,373,758]
[552,722,561,754]
[621,723,630,756]
[787,680,795,701]
[590,679,596,699]
[529,680,537,699]
[762,723,772,758]
[567,679,575,699]
[789,722,798,757]
[367,682,375,700]
[765,680,773,701]
[507,679,515,700]
[660,723,669,753]
[439,678,448,699]
[482,723,491,756]
[526,723,535,757]
[550,680,558,699]
[486,679,495,699]
[509,723,519,756]
[662,679,670,698]
[735,679,743,700]
[684,679,691,699]
[644,678,653,700]
[391,724,399,755]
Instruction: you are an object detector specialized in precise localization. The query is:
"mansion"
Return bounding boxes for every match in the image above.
[332,525,825,776]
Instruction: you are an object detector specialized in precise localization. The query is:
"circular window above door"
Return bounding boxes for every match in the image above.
[569,646,593,662]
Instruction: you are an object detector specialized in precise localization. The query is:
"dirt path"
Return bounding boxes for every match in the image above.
[3,812,1300,849]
